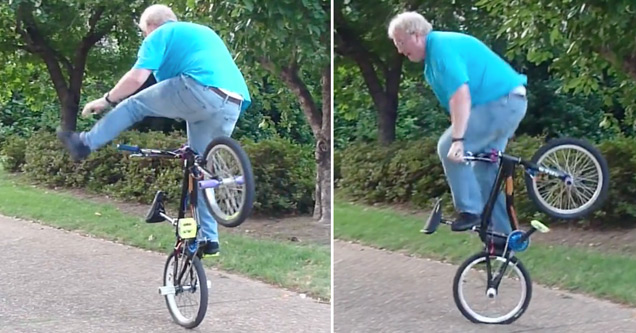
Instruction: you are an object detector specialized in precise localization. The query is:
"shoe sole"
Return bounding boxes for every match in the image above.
[56,132,89,162]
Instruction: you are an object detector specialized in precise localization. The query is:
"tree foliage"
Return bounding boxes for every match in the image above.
[0,0,151,130]
[335,0,506,144]
[478,0,636,129]
[185,0,332,222]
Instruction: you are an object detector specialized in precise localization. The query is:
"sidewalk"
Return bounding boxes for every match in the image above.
[334,240,636,333]
[0,215,330,333]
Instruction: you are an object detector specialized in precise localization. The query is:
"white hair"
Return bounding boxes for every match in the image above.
[387,11,433,39]
[138,4,178,31]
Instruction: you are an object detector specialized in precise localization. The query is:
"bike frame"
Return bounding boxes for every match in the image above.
[145,147,205,286]
[118,144,216,287]
[466,151,523,242]
[464,149,568,290]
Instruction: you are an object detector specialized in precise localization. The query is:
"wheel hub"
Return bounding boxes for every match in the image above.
[486,287,497,298]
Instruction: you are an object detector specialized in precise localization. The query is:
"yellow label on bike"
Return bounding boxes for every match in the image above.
[178,218,197,239]
[531,220,550,233]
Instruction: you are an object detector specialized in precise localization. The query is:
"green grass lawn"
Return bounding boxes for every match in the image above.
[0,169,330,301]
[335,200,636,306]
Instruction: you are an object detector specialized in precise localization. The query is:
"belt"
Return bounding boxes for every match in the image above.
[209,87,243,106]
[511,85,526,97]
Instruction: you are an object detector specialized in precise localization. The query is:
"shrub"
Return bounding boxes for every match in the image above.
[591,137,636,227]
[1,129,315,216]
[334,148,343,185]
[338,134,630,229]
[241,137,315,215]
[338,141,400,203]
[0,134,27,172]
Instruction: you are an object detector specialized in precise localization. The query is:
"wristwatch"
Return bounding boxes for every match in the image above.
[104,92,117,107]
[452,137,464,142]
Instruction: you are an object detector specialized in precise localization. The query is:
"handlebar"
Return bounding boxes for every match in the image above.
[117,144,141,153]
[462,150,500,163]
[115,143,202,161]
[116,144,179,158]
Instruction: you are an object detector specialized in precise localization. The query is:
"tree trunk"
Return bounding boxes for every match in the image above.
[377,103,397,145]
[334,11,403,145]
[16,4,110,132]
[60,93,79,131]
[260,57,329,222]
[313,65,331,224]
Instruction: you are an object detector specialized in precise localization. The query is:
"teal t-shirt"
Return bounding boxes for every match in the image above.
[133,21,251,111]
[423,31,526,110]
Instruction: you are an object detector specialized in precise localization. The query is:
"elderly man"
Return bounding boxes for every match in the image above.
[57,4,251,256]
[387,11,528,235]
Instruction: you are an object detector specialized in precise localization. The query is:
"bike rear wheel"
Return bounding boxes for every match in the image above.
[163,249,208,329]
[453,252,532,324]
[201,136,255,228]
[524,137,609,220]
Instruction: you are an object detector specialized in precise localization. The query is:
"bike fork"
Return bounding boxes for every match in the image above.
[485,251,516,297]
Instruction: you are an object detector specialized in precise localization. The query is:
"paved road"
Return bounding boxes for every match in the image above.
[0,215,330,333]
[334,241,636,333]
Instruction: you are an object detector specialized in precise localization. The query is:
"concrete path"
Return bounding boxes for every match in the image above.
[334,240,636,333]
[0,215,330,333]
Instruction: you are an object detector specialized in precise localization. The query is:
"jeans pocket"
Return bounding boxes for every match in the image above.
[177,82,207,112]
[218,106,240,135]
[499,96,527,138]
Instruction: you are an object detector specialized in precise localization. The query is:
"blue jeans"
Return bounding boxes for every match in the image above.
[437,91,527,234]
[82,74,242,242]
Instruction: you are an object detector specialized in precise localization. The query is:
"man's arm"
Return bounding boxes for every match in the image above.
[448,83,471,140]
[106,68,153,103]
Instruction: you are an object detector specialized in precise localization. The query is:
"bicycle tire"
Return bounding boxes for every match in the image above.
[524,137,609,220]
[163,251,208,329]
[453,252,532,324]
[201,136,255,228]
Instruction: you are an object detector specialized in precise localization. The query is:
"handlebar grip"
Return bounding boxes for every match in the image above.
[117,144,141,153]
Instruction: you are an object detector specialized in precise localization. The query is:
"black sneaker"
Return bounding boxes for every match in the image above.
[200,241,220,257]
[451,212,481,232]
[57,131,91,161]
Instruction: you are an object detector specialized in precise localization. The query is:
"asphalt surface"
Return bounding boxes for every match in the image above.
[334,240,636,333]
[0,215,330,333]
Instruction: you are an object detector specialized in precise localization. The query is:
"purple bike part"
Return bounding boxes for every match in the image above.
[198,176,245,189]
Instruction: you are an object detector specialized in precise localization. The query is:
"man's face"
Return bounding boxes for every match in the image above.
[392,29,425,62]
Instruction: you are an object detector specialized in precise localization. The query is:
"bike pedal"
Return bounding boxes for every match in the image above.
[158,285,176,296]
[145,191,167,223]
[421,198,443,234]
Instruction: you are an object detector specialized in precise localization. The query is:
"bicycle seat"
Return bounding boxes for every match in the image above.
[146,191,167,223]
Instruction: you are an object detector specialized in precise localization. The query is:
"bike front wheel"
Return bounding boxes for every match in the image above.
[163,250,209,329]
[524,137,609,220]
[453,252,532,324]
[201,136,255,228]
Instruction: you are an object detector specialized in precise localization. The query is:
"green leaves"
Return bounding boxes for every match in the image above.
[192,0,329,141]
[479,0,636,91]
[476,0,636,130]
[0,0,159,129]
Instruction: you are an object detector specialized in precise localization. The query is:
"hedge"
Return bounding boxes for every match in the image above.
[336,135,632,229]
[0,129,315,216]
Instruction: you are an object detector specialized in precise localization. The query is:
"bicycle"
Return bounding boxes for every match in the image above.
[117,135,255,329]
[421,137,609,324]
